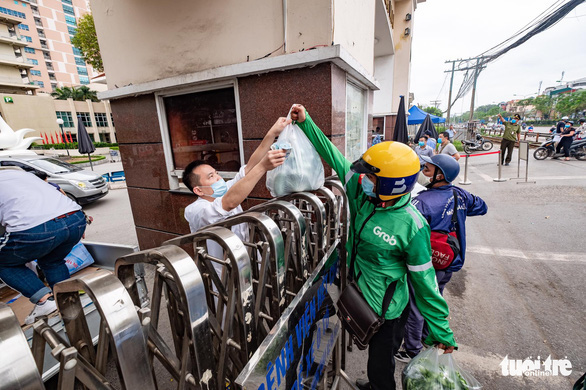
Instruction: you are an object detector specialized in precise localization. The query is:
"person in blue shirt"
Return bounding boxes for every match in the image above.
[395,154,488,363]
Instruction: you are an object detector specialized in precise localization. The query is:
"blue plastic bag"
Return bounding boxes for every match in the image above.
[63,242,95,274]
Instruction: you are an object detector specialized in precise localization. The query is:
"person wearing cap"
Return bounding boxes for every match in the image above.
[396,155,487,363]
[555,120,575,161]
[556,116,569,134]
[497,113,521,166]
[290,104,456,390]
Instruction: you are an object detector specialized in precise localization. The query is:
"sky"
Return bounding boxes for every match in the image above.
[410,0,586,116]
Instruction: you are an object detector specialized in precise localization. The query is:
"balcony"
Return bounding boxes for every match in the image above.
[0,54,34,68]
[0,76,40,90]
[0,14,24,26]
[40,43,48,50]
[0,34,28,47]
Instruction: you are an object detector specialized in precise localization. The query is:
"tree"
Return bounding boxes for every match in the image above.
[51,86,99,102]
[419,106,443,117]
[70,13,103,73]
[555,90,586,117]
[531,95,553,119]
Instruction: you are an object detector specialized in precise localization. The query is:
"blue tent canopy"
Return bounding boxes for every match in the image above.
[408,105,446,125]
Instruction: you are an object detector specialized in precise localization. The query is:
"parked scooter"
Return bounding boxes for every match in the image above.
[462,133,493,154]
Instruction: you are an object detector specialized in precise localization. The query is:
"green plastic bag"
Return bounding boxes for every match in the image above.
[402,347,482,390]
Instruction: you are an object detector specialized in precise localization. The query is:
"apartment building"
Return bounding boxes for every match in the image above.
[91,0,424,249]
[0,0,95,94]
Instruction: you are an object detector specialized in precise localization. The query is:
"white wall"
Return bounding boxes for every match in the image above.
[391,0,414,109]
[373,54,394,115]
[90,0,333,89]
[332,0,376,74]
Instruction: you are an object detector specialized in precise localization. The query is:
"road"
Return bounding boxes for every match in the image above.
[84,154,585,389]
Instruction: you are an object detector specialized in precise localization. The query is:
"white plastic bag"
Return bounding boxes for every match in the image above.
[403,347,482,389]
[266,106,324,197]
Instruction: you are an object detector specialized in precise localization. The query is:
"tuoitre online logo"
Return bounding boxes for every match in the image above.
[500,355,572,377]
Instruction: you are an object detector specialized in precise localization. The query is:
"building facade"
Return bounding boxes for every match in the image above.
[0,0,97,94]
[91,0,424,249]
[0,92,115,143]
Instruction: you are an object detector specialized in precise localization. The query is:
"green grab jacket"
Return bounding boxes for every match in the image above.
[297,112,456,347]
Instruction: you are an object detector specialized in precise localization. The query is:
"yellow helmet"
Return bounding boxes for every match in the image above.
[351,141,420,201]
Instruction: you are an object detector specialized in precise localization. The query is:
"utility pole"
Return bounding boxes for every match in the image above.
[430,100,441,108]
[537,80,543,96]
[468,57,481,125]
[445,60,456,125]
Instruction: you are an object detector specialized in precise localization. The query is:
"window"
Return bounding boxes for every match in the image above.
[22,35,32,42]
[56,111,74,127]
[62,5,74,16]
[67,26,76,35]
[345,81,366,162]
[65,15,76,25]
[74,57,85,66]
[89,133,95,142]
[79,76,89,84]
[68,132,77,142]
[110,113,115,127]
[94,112,108,127]
[163,87,241,175]
[61,0,73,4]
[18,23,28,30]
[30,70,41,76]
[24,47,35,53]
[35,81,44,88]
[0,7,26,19]
[77,112,91,127]
[72,47,81,56]
[28,58,38,65]
[77,66,87,75]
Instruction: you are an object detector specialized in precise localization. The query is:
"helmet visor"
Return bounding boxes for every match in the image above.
[350,157,381,175]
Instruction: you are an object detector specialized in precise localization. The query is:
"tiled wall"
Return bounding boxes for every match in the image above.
[110,63,348,250]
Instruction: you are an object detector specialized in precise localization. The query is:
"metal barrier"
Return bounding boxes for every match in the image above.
[30,270,157,390]
[5,186,352,390]
[0,303,44,390]
[278,192,328,270]
[164,227,256,388]
[458,150,506,185]
[116,245,216,389]
[248,200,310,303]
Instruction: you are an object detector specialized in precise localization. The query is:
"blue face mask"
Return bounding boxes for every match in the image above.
[419,141,425,147]
[511,120,517,124]
[438,138,442,143]
[200,179,228,198]
[361,176,376,198]
[565,124,570,128]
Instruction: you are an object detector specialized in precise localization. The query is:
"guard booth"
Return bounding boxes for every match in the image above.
[0,178,354,390]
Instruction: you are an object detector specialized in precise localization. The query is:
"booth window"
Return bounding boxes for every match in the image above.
[163,87,242,176]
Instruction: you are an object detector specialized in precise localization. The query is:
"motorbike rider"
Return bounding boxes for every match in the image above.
[290,104,456,390]
[577,118,585,140]
[397,155,487,362]
[555,120,575,161]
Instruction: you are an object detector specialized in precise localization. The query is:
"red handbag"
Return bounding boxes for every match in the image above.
[430,190,460,270]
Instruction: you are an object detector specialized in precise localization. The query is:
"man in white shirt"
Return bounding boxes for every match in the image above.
[446,124,457,141]
[183,117,289,263]
[0,169,86,324]
[438,131,461,161]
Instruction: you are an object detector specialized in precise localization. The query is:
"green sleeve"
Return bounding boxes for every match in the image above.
[406,228,457,347]
[296,111,363,209]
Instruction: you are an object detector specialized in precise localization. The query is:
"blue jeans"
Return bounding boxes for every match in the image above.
[0,211,86,304]
[404,270,453,354]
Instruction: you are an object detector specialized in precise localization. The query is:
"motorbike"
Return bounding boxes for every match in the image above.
[462,133,493,154]
[534,136,586,160]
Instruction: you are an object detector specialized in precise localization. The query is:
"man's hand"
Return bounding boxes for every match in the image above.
[261,149,287,171]
[290,104,306,123]
[269,117,291,137]
[437,343,455,354]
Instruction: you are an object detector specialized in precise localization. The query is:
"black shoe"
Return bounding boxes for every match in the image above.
[504,163,510,166]
[356,379,371,390]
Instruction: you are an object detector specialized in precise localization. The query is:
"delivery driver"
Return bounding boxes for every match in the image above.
[290,105,456,390]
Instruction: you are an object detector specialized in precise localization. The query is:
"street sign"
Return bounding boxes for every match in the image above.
[4,96,13,103]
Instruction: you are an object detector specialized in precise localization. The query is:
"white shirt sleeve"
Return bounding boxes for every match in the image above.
[226,164,247,191]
